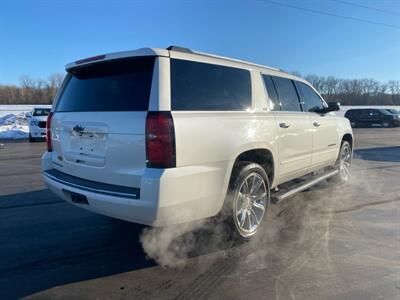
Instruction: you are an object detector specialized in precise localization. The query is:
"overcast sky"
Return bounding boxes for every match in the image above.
[1,0,399,84]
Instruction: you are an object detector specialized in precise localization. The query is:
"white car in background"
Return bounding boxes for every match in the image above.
[29,107,51,142]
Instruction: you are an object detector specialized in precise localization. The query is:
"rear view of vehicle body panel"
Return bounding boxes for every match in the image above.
[50,111,147,187]
[42,50,226,226]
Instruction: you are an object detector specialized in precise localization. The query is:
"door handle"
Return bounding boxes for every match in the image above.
[313,121,321,127]
[279,122,290,128]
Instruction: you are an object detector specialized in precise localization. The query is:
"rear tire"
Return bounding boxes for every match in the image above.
[224,162,270,241]
[328,141,352,183]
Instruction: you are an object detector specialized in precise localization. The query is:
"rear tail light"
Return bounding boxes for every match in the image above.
[145,111,176,168]
[46,112,54,152]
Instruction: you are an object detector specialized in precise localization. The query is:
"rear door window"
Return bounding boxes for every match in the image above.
[271,76,302,112]
[262,75,280,111]
[56,57,155,112]
[170,59,252,111]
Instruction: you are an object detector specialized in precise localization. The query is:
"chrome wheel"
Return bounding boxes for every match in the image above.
[339,143,351,181]
[234,172,268,238]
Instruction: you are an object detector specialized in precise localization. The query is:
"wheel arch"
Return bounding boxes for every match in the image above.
[229,148,275,188]
[342,133,354,149]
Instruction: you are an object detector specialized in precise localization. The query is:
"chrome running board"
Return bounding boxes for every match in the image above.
[272,169,339,204]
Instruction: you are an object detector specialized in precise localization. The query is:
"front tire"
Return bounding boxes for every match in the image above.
[28,134,35,142]
[328,141,352,183]
[226,162,270,240]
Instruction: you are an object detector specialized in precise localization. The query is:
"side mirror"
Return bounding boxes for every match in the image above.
[325,101,340,113]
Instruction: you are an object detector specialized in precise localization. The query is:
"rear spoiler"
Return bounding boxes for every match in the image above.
[65,48,169,71]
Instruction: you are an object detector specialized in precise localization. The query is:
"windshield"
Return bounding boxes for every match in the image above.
[385,109,399,114]
[33,108,50,116]
[55,57,155,112]
[380,109,394,115]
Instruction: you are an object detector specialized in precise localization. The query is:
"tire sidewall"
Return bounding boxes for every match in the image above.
[337,141,352,182]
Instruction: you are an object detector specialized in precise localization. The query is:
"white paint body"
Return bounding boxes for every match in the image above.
[42,48,353,226]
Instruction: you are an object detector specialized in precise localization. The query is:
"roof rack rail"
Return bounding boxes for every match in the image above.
[166,45,193,53]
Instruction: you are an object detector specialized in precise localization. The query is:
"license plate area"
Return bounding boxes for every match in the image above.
[64,189,89,205]
[70,132,107,156]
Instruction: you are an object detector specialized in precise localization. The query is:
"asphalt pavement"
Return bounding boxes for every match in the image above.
[0,128,399,300]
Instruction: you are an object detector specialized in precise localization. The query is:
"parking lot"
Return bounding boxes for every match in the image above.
[1,128,399,300]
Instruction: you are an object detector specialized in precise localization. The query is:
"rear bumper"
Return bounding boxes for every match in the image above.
[42,152,227,226]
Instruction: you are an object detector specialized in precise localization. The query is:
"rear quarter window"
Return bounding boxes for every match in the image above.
[262,75,280,111]
[170,59,252,111]
[55,57,155,112]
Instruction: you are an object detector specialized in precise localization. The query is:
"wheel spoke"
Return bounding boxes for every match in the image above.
[250,208,260,225]
[251,192,267,202]
[246,210,252,231]
[341,162,350,177]
[252,201,265,212]
[243,179,250,194]
[250,176,263,195]
[238,209,246,227]
[237,192,246,208]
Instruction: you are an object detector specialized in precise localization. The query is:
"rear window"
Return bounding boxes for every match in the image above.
[170,59,252,111]
[56,57,155,112]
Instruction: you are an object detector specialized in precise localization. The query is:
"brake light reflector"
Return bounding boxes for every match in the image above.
[46,112,53,152]
[145,111,176,168]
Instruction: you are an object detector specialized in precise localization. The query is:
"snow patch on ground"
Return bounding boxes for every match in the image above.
[0,112,29,139]
[0,105,48,139]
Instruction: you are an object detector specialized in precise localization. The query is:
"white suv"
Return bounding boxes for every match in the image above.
[29,107,51,142]
[42,46,353,239]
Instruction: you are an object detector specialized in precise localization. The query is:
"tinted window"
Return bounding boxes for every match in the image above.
[359,109,372,118]
[56,57,155,112]
[345,110,357,119]
[379,109,392,115]
[33,108,50,116]
[271,76,302,112]
[297,82,324,113]
[171,59,251,110]
[371,109,382,116]
[262,75,280,111]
